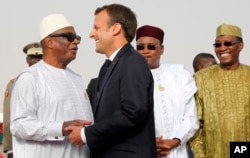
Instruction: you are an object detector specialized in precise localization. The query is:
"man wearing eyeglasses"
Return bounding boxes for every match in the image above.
[190,24,250,158]
[135,25,199,158]
[3,42,43,158]
[10,14,93,158]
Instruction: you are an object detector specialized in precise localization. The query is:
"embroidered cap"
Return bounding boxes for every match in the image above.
[216,23,242,38]
[136,25,164,44]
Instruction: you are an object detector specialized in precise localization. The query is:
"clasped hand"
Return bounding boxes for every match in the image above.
[62,120,92,145]
[156,136,181,157]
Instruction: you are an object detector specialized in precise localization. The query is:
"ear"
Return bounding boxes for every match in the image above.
[26,56,29,64]
[239,42,244,52]
[160,45,164,55]
[43,37,54,49]
[112,23,122,36]
[198,64,204,71]
[26,56,32,66]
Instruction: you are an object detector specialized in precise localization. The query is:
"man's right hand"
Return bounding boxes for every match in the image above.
[62,120,92,136]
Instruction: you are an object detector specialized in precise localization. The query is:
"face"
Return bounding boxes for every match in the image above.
[89,10,114,55]
[136,36,163,69]
[48,26,80,67]
[26,55,43,66]
[214,35,243,69]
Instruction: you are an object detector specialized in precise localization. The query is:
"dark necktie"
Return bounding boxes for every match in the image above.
[97,59,111,90]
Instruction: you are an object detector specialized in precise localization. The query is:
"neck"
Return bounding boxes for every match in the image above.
[220,62,240,70]
[43,56,67,69]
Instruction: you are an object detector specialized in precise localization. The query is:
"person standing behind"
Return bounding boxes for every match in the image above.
[10,14,93,158]
[190,23,250,158]
[192,52,217,73]
[66,4,157,158]
[86,77,98,111]
[135,25,198,158]
[3,42,43,158]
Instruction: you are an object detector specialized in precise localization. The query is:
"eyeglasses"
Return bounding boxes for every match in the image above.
[213,41,239,48]
[49,32,81,42]
[136,44,158,50]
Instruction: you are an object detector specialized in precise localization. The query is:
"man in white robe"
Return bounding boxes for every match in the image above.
[10,14,93,158]
[136,25,199,158]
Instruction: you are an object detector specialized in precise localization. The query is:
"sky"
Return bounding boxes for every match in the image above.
[0,0,250,114]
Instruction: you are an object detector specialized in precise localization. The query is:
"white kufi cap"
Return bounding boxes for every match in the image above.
[39,13,72,40]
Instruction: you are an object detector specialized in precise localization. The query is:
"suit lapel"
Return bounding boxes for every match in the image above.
[95,43,132,114]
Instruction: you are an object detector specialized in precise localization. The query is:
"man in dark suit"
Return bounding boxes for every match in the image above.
[86,77,98,112]
[66,3,157,158]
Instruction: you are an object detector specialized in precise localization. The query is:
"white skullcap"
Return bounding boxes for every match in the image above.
[39,13,72,40]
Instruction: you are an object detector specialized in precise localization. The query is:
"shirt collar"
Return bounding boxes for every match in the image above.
[109,47,122,61]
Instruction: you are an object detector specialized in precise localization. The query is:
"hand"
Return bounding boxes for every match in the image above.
[156,136,171,157]
[7,152,13,158]
[62,120,92,136]
[65,125,85,145]
[156,136,180,157]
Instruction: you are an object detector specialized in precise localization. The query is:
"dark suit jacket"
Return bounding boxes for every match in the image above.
[85,44,157,158]
[86,77,98,112]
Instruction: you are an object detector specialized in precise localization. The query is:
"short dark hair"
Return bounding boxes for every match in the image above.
[95,3,137,42]
[193,52,216,72]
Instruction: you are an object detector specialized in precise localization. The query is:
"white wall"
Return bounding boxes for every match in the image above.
[1,0,250,112]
